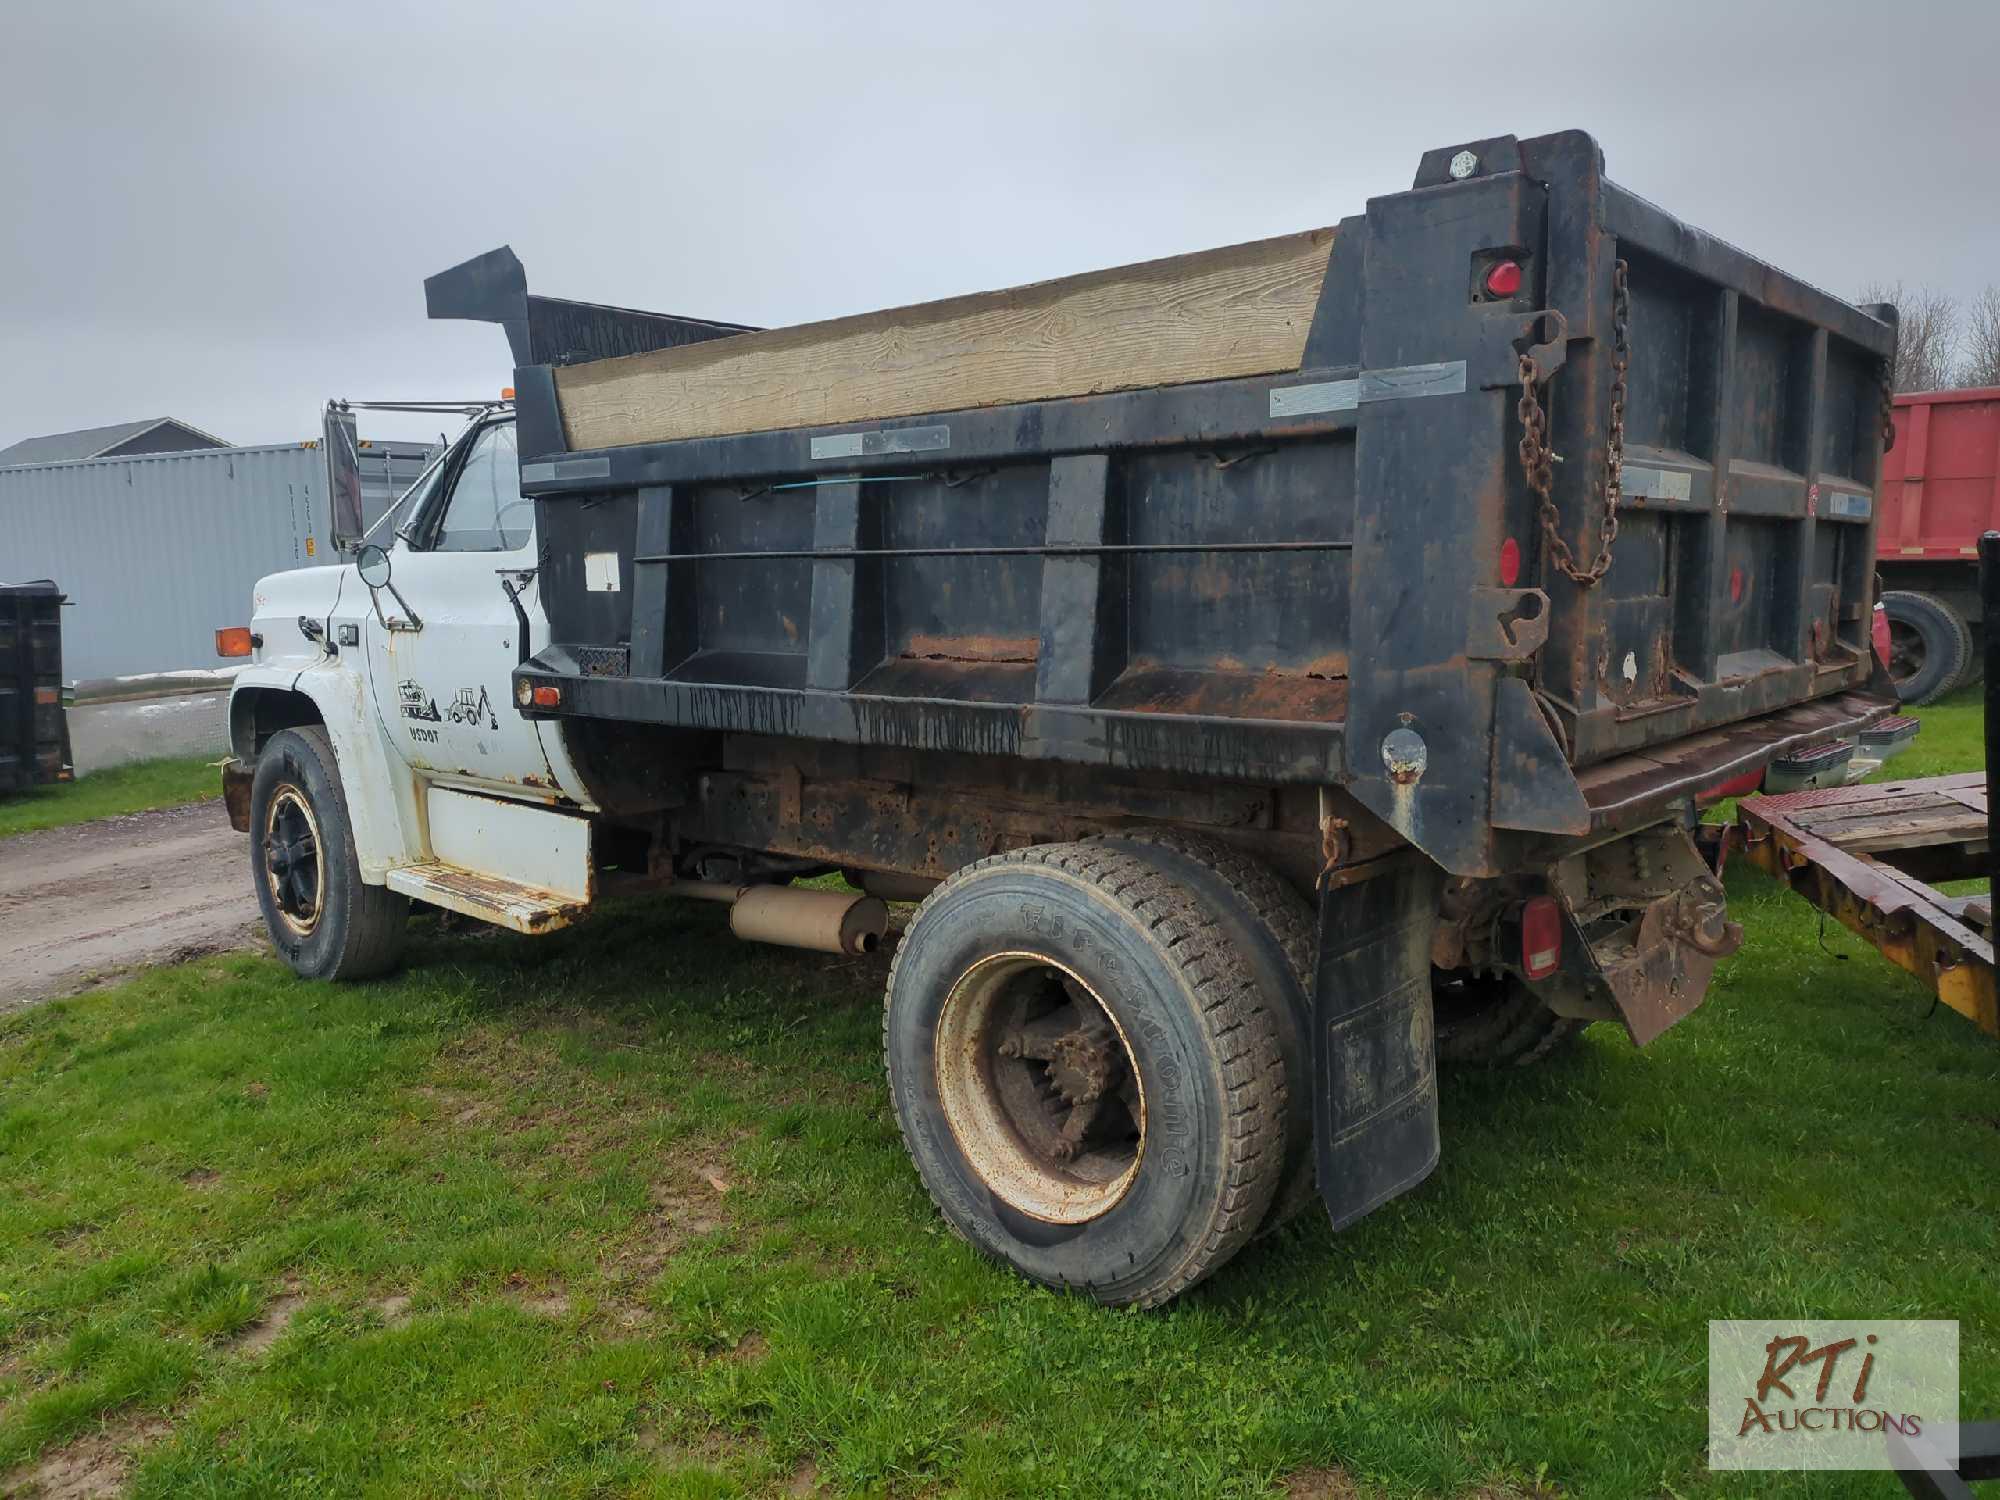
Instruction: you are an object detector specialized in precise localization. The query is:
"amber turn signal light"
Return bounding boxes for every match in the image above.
[215,626,254,658]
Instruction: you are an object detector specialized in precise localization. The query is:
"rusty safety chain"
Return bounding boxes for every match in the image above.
[1878,362,1898,453]
[1519,258,1630,587]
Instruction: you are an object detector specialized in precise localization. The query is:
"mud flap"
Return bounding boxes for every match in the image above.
[1313,858,1446,1232]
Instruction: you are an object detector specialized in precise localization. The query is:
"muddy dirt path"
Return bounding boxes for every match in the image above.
[0,801,262,1013]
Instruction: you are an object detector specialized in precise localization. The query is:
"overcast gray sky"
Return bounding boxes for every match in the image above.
[4,0,1995,449]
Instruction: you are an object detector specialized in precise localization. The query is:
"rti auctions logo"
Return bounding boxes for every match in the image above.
[1709,1320,1958,1472]
[1735,1331,1920,1440]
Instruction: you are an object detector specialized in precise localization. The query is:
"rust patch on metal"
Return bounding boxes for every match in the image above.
[1545,824,1741,1047]
[1096,662,1349,723]
[412,865,588,932]
[1575,691,1894,826]
[900,632,1039,664]
[1589,881,1742,1045]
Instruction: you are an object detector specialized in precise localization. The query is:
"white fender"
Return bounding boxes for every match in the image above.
[229,564,426,882]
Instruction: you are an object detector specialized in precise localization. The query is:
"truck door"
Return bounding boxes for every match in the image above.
[363,418,558,791]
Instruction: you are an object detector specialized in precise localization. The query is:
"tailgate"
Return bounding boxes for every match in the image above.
[1540,158,1897,766]
[1339,133,1898,876]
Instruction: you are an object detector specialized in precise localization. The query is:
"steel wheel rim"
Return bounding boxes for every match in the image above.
[933,951,1145,1224]
[1887,617,1926,684]
[262,786,325,938]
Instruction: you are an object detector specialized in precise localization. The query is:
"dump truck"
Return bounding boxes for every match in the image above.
[222,129,1901,1306]
[1875,386,2000,702]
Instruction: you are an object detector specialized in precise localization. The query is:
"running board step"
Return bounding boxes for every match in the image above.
[384,861,586,934]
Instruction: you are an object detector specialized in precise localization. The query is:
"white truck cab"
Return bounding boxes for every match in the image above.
[223,406,619,977]
[226,402,886,980]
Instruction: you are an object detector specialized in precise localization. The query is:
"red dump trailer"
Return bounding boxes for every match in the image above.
[1876,387,2000,702]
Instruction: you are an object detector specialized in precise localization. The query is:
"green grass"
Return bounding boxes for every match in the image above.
[0,756,219,840]
[0,708,1995,1497]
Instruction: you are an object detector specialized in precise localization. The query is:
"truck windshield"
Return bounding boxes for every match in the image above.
[365,410,490,547]
[369,458,443,545]
[432,423,529,552]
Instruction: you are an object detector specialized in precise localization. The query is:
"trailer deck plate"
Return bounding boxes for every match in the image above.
[1738,772,1998,1038]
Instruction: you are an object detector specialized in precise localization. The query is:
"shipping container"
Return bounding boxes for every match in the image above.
[1874,386,2000,701]
[0,437,433,681]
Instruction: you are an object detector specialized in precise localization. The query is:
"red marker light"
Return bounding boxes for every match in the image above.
[1521,895,1562,981]
[1498,537,1522,587]
[531,685,562,709]
[1485,260,1524,297]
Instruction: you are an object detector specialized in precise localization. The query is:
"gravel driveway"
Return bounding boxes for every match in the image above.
[0,800,261,1012]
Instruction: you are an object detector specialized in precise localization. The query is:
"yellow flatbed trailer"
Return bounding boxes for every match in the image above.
[1738,772,1998,1038]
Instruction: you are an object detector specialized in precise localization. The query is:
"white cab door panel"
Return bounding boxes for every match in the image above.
[363,420,558,794]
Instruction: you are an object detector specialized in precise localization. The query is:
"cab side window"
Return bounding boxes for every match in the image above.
[433,424,530,552]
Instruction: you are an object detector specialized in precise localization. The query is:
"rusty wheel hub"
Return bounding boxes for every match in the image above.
[262,786,325,938]
[1886,617,1926,685]
[934,953,1144,1224]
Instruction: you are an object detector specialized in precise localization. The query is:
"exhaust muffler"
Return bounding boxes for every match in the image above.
[670,881,888,956]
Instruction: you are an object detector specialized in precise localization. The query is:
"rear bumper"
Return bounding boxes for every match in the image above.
[1573,690,1897,831]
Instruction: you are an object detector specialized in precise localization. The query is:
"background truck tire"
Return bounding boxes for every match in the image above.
[883,842,1285,1307]
[250,726,409,981]
[1881,590,1971,705]
[1432,971,1582,1068]
[1089,830,1317,1236]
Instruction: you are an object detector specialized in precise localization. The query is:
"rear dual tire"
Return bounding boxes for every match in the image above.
[1087,830,1319,1234]
[883,842,1287,1307]
[1432,971,1581,1067]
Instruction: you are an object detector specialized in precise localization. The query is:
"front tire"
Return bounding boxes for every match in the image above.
[249,727,408,980]
[884,843,1285,1307]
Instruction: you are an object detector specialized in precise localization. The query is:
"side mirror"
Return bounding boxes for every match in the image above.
[356,542,393,589]
[353,541,421,633]
[324,403,365,551]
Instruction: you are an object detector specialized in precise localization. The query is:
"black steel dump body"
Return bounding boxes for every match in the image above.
[446,129,1896,881]
[0,580,70,794]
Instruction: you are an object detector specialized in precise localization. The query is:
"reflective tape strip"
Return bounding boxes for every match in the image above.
[1357,360,1467,403]
[810,424,951,461]
[521,455,611,483]
[1269,378,1360,418]
[1620,464,1693,502]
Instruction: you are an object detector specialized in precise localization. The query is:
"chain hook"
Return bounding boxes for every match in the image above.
[1522,258,1630,588]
